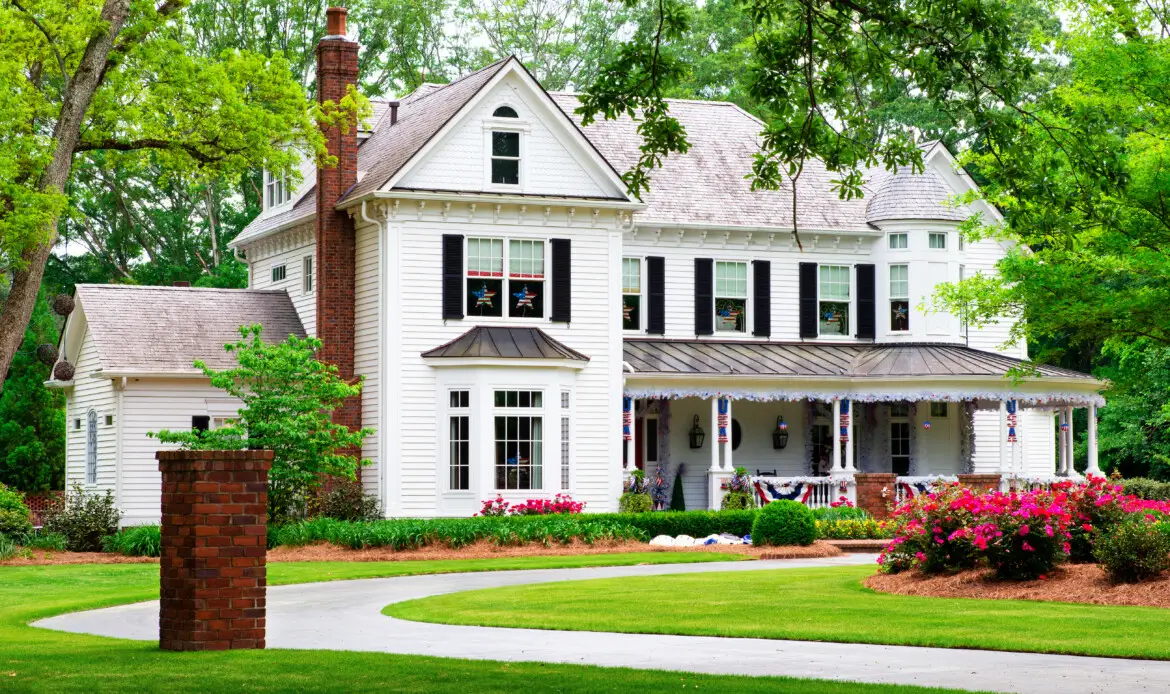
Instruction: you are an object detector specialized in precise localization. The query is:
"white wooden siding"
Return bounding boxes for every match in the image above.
[354,219,381,498]
[249,240,317,337]
[397,74,613,198]
[63,327,118,495]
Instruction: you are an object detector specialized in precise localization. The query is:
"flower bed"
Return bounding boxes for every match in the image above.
[879,476,1170,583]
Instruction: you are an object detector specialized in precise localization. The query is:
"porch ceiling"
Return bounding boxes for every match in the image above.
[623,339,1094,381]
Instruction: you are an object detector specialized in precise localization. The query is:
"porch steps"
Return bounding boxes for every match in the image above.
[822,539,887,553]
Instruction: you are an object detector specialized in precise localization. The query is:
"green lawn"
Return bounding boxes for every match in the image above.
[0,554,969,693]
[387,565,1170,661]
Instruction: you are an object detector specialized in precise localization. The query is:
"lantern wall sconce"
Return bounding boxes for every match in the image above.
[688,415,706,450]
[772,416,789,450]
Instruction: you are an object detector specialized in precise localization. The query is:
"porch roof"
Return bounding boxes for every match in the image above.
[623,339,1093,380]
[622,339,1104,407]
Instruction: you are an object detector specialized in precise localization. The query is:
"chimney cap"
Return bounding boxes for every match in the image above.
[326,7,347,36]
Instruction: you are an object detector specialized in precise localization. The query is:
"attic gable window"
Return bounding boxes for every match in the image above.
[264,170,292,208]
[493,106,519,118]
[487,105,522,187]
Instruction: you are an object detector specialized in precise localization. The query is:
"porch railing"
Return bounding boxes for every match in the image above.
[751,476,851,510]
[1002,474,1064,493]
[894,476,958,505]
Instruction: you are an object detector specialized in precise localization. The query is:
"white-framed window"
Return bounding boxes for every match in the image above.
[889,233,908,249]
[85,409,97,484]
[449,390,470,491]
[622,257,641,331]
[714,261,748,333]
[930,402,949,418]
[958,233,965,251]
[489,106,521,186]
[494,389,543,490]
[818,265,851,336]
[211,417,237,430]
[929,232,947,249]
[959,264,968,337]
[264,171,292,208]
[104,414,114,427]
[271,264,287,283]
[303,256,314,294]
[560,390,570,491]
[644,417,659,465]
[465,237,545,319]
[889,264,909,332]
[890,417,910,476]
[73,418,81,431]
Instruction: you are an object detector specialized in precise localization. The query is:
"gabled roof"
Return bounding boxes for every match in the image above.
[70,285,306,375]
[422,326,588,361]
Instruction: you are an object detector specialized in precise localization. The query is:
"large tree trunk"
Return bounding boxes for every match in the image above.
[0,0,132,386]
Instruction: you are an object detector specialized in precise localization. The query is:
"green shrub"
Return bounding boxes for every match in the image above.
[0,482,32,541]
[102,525,161,557]
[669,473,686,511]
[23,531,66,551]
[1094,518,1170,583]
[42,484,121,552]
[751,500,816,546]
[811,506,872,522]
[618,492,652,514]
[720,492,754,511]
[816,518,892,540]
[590,510,757,538]
[1122,478,1170,502]
[318,479,381,521]
[0,535,30,561]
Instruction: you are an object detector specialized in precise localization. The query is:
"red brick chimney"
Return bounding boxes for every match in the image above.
[315,7,363,454]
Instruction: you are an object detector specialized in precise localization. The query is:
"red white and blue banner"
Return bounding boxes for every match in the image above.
[622,396,633,441]
[717,397,729,444]
[839,398,851,443]
[1006,398,1018,444]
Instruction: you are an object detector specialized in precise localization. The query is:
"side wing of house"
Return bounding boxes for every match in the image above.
[62,318,118,495]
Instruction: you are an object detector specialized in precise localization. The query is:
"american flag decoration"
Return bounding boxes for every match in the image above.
[622,396,633,441]
[622,300,633,323]
[513,285,537,309]
[717,397,729,444]
[1006,398,1018,443]
[839,399,851,442]
[472,282,496,308]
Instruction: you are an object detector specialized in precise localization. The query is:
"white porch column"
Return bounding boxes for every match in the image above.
[999,400,1008,477]
[1066,405,1077,476]
[629,398,638,474]
[831,399,842,472]
[1087,403,1101,475]
[709,397,720,472]
[843,399,856,472]
[723,398,734,471]
[1057,409,1068,476]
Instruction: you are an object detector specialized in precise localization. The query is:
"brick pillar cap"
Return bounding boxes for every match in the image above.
[325,7,347,36]
[157,449,274,472]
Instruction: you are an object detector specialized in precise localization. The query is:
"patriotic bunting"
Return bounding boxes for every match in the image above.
[717,397,729,444]
[622,396,632,441]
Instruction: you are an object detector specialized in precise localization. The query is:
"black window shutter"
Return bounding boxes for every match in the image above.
[441,234,464,319]
[550,238,571,322]
[694,258,714,336]
[799,262,818,339]
[647,256,665,334]
[752,260,771,337]
[856,263,876,339]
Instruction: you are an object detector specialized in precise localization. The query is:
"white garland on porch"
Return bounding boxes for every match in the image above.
[622,388,1105,408]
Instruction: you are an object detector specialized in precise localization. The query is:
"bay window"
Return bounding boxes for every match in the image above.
[622,257,641,331]
[818,265,851,336]
[494,390,543,490]
[890,264,909,332]
[449,390,470,491]
[714,261,747,333]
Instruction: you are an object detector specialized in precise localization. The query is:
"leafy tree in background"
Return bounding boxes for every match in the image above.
[151,325,373,522]
[0,293,64,491]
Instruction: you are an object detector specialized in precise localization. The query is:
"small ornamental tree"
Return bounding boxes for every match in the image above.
[151,324,373,523]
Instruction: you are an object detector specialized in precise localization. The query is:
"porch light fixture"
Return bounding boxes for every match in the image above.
[688,415,706,450]
[772,416,789,450]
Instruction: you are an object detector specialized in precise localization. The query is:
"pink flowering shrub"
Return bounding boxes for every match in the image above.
[970,490,1072,580]
[477,494,585,517]
[1055,476,1132,562]
[878,483,981,574]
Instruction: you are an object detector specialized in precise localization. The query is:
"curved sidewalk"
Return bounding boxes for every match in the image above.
[35,553,1170,694]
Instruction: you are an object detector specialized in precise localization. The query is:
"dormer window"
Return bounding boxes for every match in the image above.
[265,170,292,208]
[489,106,522,187]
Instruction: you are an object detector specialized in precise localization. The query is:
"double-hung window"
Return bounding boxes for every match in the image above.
[958,265,968,337]
[714,261,748,333]
[929,232,947,249]
[465,238,545,319]
[622,257,641,331]
[303,256,314,294]
[890,264,909,332]
[265,171,291,208]
[890,402,910,476]
[489,107,521,186]
[449,390,470,491]
[889,233,908,249]
[494,390,543,490]
[85,409,97,484]
[818,265,851,336]
[560,391,570,490]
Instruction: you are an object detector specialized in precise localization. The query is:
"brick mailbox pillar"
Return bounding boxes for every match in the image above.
[157,449,274,651]
[854,473,897,519]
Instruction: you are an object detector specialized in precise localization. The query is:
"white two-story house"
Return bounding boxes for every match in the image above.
[49,8,1104,524]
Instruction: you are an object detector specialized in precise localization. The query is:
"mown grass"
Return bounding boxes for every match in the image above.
[0,556,970,693]
[387,564,1170,660]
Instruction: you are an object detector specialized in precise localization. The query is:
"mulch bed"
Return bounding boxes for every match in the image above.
[865,563,1170,608]
[0,540,842,566]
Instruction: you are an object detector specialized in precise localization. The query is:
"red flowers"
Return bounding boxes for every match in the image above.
[477,494,585,517]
